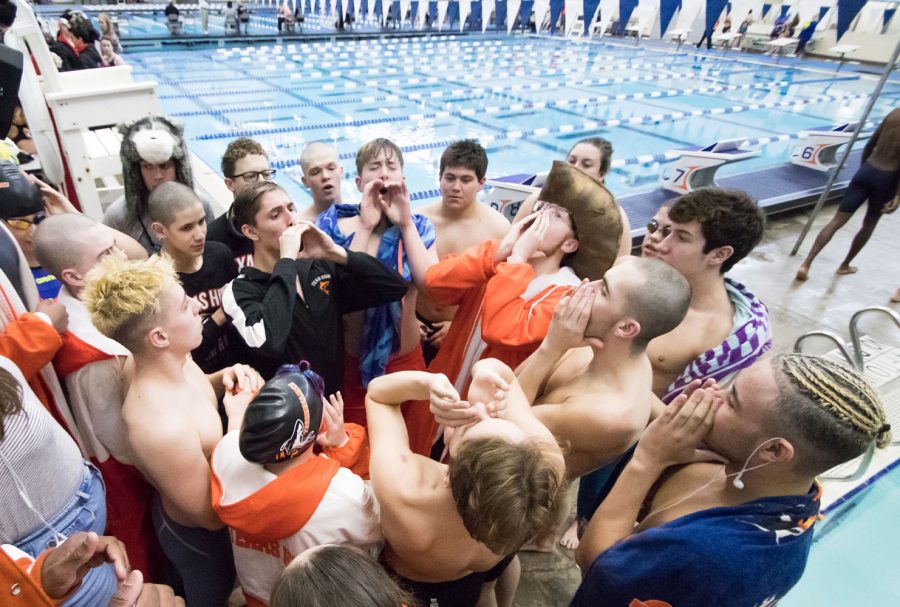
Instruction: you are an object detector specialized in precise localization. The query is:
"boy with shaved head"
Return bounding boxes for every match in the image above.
[34,213,164,579]
[149,181,243,374]
[83,255,264,607]
[515,257,691,551]
[298,141,344,221]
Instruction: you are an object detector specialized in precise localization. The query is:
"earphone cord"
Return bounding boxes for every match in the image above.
[641,462,772,523]
[0,449,69,545]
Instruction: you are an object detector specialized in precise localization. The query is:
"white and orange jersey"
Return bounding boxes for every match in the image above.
[211,426,381,607]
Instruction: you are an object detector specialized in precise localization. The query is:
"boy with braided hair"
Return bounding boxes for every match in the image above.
[573,353,889,607]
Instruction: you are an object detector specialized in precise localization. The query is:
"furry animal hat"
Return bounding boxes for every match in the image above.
[118,116,193,215]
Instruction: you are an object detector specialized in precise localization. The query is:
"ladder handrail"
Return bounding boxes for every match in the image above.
[793,330,858,371]
[849,306,900,370]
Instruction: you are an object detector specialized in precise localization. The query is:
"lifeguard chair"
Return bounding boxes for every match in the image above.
[660,138,759,194]
[7,1,161,220]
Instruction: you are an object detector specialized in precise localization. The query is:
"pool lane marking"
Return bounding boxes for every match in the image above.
[261,118,857,173]
[194,88,868,142]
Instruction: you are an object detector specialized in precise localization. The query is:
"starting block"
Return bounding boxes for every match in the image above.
[483,173,547,221]
[791,123,872,172]
[660,138,758,194]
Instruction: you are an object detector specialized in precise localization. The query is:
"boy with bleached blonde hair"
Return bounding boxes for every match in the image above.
[83,255,263,607]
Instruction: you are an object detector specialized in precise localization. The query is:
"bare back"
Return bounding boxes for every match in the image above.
[337,215,421,357]
[416,200,510,322]
[867,108,900,172]
[379,455,507,582]
[123,357,223,528]
[534,348,654,479]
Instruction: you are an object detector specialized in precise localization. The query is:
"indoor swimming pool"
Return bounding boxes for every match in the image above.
[127,34,900,207]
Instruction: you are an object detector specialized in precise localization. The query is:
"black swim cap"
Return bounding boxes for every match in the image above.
[0,161,44,219]
[239,362,325,465]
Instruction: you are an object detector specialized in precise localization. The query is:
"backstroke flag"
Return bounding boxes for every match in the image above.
[619,0,639,32]
[837,0,866,38]
[706,0,729,33]
[660,0,680,34]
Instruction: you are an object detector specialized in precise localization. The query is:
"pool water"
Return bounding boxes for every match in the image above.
[129,35,898,207]
[782,463,900,604]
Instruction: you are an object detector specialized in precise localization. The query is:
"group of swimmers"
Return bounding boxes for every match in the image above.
[0,108,895,607]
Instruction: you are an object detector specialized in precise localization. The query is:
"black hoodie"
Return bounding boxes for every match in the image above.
[221,250,407,392]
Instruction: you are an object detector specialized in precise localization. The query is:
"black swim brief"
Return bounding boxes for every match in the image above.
[391,554,515,607]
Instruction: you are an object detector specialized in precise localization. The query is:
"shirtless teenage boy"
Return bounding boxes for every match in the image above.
[316,139,438,451]
[298,142,344,221]
[515,258,691,551]
[417,140,510,364]
[641,188,768,400]
[365,358,565,607]
[83,255,263,607]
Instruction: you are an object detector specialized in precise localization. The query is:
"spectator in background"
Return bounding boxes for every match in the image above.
[102,116,215,253]
[100,36,125,67]
[97,12,121,52]
[49,10,100,71]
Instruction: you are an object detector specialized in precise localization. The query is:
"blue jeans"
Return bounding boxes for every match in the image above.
[15,461,117,607]
[152,493,235,607]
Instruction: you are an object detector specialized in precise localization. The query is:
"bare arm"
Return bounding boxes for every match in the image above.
[469,358,562,457]
[365,372,435,537]
[617,206,632,258]
[575,385,720,571]
[127,412,222,530]
[511,190,540,224]
[515,282,597,404]
[349,181,385,253]
[380,179,438,294]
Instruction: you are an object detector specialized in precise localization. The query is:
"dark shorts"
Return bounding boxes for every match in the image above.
[151,493,235,607]
[417,312,440,366]
[839,162,900,219]
[393,554,515,607]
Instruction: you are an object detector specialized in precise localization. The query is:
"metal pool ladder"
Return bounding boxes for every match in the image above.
[794,306,900,481]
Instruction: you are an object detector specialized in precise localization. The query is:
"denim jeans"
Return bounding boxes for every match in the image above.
[15,461,117,607]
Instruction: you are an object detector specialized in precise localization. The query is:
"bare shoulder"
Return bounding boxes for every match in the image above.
[476,203,512,236]
[123,383,194,454]
[372,450,435,505]
[418,200,444,221]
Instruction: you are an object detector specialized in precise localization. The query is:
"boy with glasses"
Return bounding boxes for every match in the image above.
[3,210,60,299]
[207,138,277,270]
